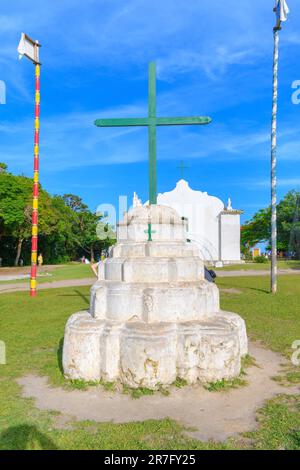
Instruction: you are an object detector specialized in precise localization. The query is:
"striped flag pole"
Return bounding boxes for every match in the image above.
[30,63,40,297]
[17,34,41,297]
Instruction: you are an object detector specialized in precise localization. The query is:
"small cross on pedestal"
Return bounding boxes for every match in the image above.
[144,222,156,242]
[95,62,212,207]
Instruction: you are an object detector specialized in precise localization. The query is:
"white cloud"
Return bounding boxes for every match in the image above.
[1,1,299,83]
[0,0,299,188]
[278,179,300,187]
[0,108,293,175]
[240,178,300,189]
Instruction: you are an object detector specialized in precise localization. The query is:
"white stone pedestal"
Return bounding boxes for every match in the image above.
[63,205,247,389]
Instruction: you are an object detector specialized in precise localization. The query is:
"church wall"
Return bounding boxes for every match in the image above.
[155,180,242,265]
[220,214,241,262]
[187,205,220,263]
[157,188,222,263]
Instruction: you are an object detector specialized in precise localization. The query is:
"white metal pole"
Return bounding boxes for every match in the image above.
[271,27,279,294]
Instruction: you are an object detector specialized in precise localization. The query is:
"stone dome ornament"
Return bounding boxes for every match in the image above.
[62,62,248,389]
[133,192,143,208]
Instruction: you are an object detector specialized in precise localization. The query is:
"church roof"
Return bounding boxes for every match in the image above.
[158,179,225,212]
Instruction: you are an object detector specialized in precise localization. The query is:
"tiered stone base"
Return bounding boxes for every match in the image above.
[63,310,247,389]
[63,205,248,389]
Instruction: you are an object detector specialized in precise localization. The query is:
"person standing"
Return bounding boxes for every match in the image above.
[91,253,106,277]
[37,253,43,267]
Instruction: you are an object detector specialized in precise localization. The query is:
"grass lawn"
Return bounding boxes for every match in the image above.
[0,263,94,285]
[217,275,300,357]
[39,263,95,282]
[0,276,299,450]
[214,260,300,271]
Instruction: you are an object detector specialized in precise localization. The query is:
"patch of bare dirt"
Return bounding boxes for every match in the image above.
[17,342,299,442]
[0,265,58,276]
[220,288,243,295]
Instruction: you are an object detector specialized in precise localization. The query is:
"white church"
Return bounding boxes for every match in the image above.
[133,179,243,266]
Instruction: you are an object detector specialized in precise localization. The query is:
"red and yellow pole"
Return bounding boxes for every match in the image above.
[30,63,40,297]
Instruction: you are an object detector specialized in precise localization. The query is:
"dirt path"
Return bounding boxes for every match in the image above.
[0,265,59,277]
[0,278,94,294]
[17,342,299,442]
[1,268,300,294]
[217,268,300,277]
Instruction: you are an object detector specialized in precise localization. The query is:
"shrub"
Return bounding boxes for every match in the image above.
[254,255,268,264]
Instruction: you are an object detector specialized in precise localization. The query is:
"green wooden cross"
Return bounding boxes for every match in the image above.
[177,160,189,179]
[144,223,156,242]
[95,62,211,205]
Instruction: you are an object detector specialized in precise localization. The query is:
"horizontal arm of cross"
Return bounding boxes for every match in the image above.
[95,118,148,127]
[94,116,211,128]
[156,116,211,126]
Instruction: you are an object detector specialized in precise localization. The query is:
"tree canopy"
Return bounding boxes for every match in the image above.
[0,162,7,173]
[0,165,115,266]
[241,190,300,258]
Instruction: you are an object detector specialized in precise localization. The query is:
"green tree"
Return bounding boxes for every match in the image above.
[62,194,88,213]
[241,190,300,258]
[63,194,115,262]
[0,163,7,174]
[0,169,116,266]
[0,172,58,266]
[39,196,79,264]
[278,191,300,258]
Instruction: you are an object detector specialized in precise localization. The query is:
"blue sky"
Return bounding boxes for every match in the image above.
[0,0,299,223]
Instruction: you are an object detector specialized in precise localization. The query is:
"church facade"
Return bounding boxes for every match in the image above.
[134,180,243,266]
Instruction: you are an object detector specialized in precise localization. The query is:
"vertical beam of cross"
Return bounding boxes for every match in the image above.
[148,62,157,204]
[144,221,156,242]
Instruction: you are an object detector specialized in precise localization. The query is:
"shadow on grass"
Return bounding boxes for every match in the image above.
[218,281,269,294]
[57,337,64,375]
[0,424,59,450]
[243,286,270,294]
[58,289,89,305]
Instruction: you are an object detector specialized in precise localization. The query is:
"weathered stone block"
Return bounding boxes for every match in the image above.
[119,323,177,389]
[63,312,104,382]
[99,323,122,382]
